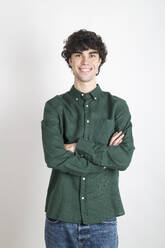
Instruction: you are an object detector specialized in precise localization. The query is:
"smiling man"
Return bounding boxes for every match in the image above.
[69,49,101,82]
[41,29,135,248]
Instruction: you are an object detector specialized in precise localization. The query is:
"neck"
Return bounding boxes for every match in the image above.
[74,79,97,93]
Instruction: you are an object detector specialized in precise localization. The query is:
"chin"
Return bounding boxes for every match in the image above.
[79,77,93,82]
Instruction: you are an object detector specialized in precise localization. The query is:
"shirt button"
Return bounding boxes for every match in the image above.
[82,177,86,180]
[86,120,90,123]
[94,96,97,100]
[76,97,79,101]
[81,196,84,200]
[81,93,84,96]
[86,104,88,107]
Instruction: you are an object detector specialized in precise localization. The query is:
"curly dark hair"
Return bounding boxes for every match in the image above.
[61,29,108,76]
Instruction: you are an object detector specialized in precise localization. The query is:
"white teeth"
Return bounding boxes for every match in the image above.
[80,68,91,72]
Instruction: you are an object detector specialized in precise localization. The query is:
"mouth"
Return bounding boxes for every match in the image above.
[79,67,92,73]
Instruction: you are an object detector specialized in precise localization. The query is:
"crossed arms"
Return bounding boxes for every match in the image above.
[41,99,135,176]
[64,131,125,169]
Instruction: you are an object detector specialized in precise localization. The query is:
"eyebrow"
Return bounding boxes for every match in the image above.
[74,51,98,54]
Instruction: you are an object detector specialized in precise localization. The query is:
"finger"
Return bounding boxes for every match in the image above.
[113,135,124,144]
[109,132,121,145]
[109,132,124,146]
[113,139,123,146]
[111,131,123,141]
[110,134,124,146]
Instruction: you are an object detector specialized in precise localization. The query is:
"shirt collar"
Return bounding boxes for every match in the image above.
[68,83,102,101]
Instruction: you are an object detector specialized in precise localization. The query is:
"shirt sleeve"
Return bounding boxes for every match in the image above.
[75,99,135,171]
[41,100,105,176]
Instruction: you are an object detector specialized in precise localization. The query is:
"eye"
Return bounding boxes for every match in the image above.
[90,54,96,57]
[75,54,81,57]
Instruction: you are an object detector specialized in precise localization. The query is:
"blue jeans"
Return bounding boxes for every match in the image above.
[45,216,118,248]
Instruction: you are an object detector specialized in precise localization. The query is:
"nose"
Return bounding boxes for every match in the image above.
[81,55,89,64]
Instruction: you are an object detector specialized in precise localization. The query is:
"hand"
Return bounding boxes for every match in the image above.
[104,131,125,169]
[64,143,77,153]
[109,131,125,146]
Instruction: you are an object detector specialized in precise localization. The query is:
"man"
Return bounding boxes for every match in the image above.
[41,29,135,248]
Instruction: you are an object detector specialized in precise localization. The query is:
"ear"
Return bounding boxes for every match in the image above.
[99,57,102,65]
[69,57,72,67]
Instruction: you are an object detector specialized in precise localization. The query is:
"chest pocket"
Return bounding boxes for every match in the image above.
[90,118,115,144]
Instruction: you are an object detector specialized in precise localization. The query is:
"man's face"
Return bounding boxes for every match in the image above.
[69,49,102,83]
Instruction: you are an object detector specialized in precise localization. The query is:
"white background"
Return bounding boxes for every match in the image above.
[0,0,164,247]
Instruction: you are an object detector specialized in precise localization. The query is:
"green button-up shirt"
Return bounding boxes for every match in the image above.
[41,83,135,224]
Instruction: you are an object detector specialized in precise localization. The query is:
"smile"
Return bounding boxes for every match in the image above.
[79,68,92,72]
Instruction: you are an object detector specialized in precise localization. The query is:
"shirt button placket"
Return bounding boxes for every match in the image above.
[80,98,90,223]
[80,174,87,222]
[84,99,90,141]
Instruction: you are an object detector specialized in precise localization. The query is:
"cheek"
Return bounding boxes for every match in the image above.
[93,61,100,67]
